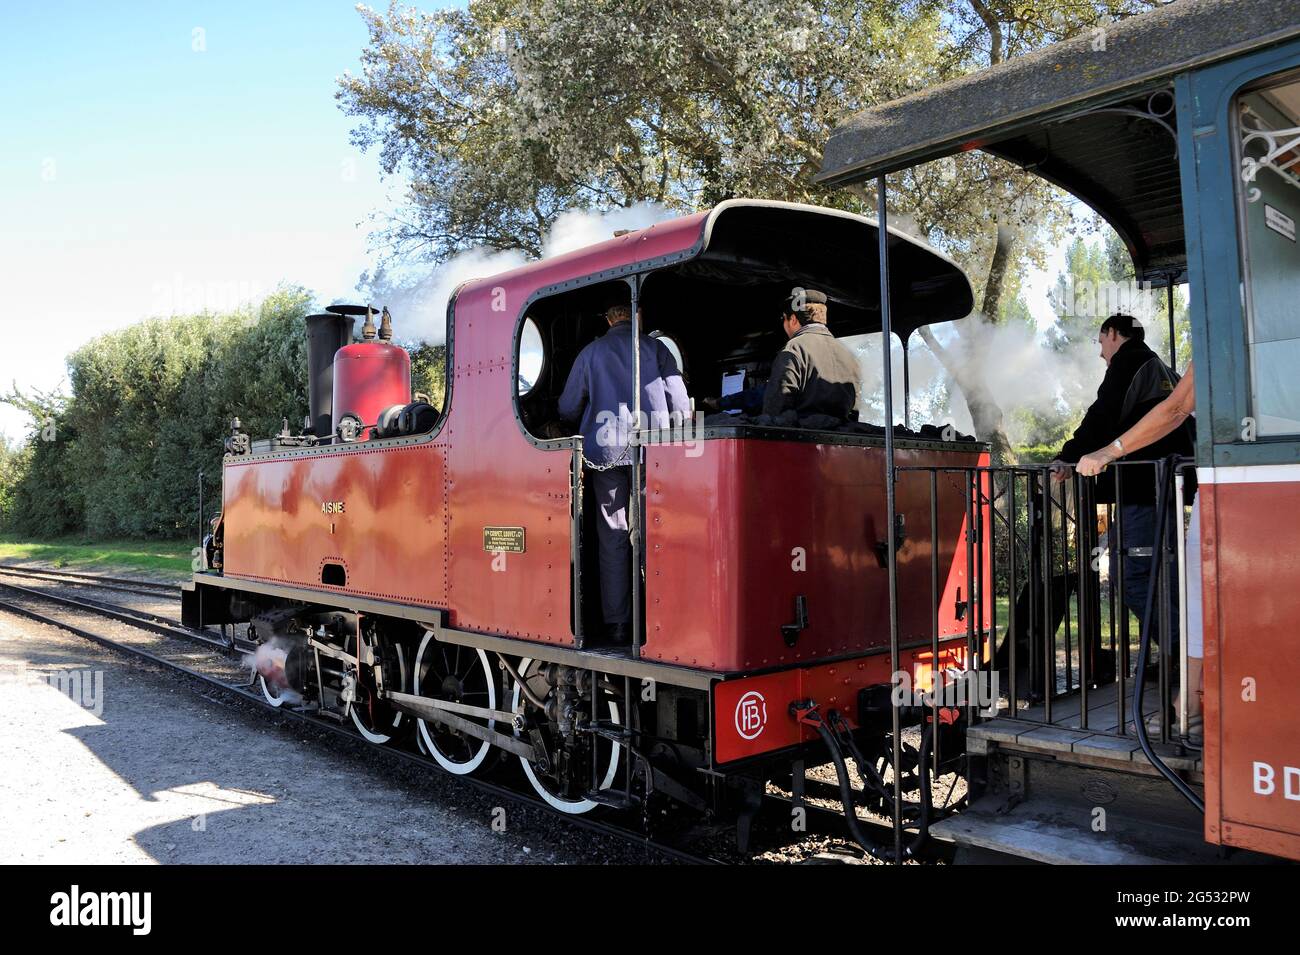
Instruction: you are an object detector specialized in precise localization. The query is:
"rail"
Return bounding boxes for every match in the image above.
[899,457,1199,750]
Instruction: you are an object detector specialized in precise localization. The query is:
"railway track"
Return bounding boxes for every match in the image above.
[0,577,235,650]
[0,563,181,599]
[0,572,922,864]
[0,577,724,864]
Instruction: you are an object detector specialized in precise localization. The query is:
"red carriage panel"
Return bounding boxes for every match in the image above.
[222,442,447,604]
[644,437,989,672]
[443,361,576,643]
[1200,473,1300,860]
[437,280,579,645]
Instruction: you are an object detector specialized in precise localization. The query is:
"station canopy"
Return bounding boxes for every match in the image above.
[818,0,1300,286]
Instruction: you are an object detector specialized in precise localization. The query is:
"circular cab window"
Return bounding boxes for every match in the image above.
[652,331,684,372]
[518,317,544,395]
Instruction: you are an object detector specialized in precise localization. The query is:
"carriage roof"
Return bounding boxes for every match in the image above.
[817,0,1300,285]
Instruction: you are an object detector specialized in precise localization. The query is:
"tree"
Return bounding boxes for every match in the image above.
[0,385,79,537]
[339,0,1163,456]
[410,344,448,409]
[0,288,317,540]
[0,438,20,528]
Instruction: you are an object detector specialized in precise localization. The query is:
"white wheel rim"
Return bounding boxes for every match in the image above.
[414,631,496,775]
[512,658,621,814]
[259,674,286,708]
[350,642,407,745]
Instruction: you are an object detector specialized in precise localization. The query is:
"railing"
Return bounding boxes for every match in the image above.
[902,457,1198,749]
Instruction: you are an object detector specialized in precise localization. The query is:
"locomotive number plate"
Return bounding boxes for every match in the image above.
[483,526,526,553]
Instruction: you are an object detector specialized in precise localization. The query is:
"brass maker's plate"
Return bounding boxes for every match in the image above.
[483,526,525,553]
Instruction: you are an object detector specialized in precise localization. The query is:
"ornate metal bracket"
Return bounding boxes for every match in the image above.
[1059,90,1178,158]
[1239,106,1300,203]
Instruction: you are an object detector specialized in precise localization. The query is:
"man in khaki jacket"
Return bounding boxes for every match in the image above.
[761,287,860,419]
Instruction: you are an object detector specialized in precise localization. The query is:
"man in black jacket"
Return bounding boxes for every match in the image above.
[1053,314,1194,676]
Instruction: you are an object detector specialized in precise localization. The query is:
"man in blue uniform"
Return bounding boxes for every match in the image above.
[558,300,690,642]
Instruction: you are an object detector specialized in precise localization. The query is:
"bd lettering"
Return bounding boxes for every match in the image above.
[1252,761,1300,800]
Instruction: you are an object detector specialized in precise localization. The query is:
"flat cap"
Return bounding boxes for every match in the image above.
[783,287,827,312]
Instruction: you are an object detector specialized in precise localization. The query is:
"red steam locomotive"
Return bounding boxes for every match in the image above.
[184,200,988,832]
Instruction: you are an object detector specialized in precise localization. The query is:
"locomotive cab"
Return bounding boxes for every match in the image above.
[510,204,988,666]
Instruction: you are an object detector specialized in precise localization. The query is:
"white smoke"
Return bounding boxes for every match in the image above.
[381,247,527,347]
[853,278,1179,444]
[245,637,303,705]
[931,317,1103,441]
[374,203,672,346]
[856,317,1104,443]
[543,203,671,258]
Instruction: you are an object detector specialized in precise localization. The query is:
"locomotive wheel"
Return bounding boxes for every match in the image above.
[348,637,408,745]
[413,631,498,776]
[511,658,621,815]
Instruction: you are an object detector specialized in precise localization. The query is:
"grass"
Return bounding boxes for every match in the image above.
[993,593,1142,649]
[0,536,194,577]
[991,591,1152,698]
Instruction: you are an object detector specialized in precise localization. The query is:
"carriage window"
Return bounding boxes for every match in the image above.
[518,316,544,396]
[1236,72,1300,435]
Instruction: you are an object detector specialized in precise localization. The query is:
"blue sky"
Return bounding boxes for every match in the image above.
[0,1,1069,443]
[0,2,465,440]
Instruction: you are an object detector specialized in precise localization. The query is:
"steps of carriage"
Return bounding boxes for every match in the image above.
[968,718,1202,780]
[925,713,1235,865]
[929,794,1226,865]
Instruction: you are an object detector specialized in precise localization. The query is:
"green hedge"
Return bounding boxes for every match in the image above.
[0,287,448,540]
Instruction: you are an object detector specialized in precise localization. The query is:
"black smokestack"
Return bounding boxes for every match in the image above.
[305,313,352,439]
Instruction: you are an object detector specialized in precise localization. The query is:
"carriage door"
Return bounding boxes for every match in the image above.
[1183,48,1300,860]
[442,291,579,646]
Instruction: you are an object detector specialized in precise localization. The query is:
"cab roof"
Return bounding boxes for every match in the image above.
[466,199,974,339]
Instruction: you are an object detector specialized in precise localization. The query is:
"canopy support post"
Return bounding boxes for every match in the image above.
[1166,278,1177,372]
[877,175,904,864]
[902,336,911,431]
[628,274,643,661]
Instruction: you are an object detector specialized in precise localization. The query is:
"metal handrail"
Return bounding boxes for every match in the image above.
[898,456,1197,747]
